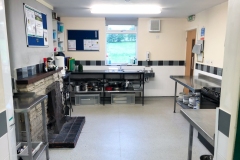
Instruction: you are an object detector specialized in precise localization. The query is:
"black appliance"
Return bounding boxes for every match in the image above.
[198,87,221,155]
[200,87,221,109]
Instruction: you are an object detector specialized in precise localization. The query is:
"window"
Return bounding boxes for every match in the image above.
[106,25,137,65]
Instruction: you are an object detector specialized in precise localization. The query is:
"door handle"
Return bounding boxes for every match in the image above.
[191,57,194,69]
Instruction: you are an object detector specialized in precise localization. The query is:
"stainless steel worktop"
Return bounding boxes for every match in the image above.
[181,109,216,146]
[70,70,143,74]
[13,95,48,113]
[170,75,221,92]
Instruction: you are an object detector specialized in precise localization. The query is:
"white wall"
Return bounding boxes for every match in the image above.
[5,0,54,77]
[62,17,186,61]
[138,18,186,60]
[185,2,228,68]
[61,17,186,96]
[215,0,240,159]
[0,0,17,159]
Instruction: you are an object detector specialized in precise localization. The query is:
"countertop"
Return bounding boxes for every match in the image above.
[170,75,221,92]
[180,109,216,146]
[69,70,144,74]
[13,95,48,113]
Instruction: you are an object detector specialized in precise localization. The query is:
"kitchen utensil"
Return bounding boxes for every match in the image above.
[89,82,98,87]
[75,86,80,92]
[105,86,113,91]
[183,94,191,100]
[178,92,185,101]
[113,87,120,91]
[124,80,130,88]
[189,97,196,105]
[183,98,189,104]
[93,86,99,91]
[82,83,88,91]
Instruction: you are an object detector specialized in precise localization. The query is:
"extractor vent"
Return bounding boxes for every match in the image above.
[149,19,160,32]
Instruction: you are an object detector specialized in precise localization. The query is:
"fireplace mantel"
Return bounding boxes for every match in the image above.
[16,67,63,85]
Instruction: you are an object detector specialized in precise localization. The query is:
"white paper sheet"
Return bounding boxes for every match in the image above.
[91,40,99,50]
[83,39,92,50]
[35,12,43,38]
[83,39,99,50]
[43,29,48,46]
[25,7,36,36]
[68,40,76,50]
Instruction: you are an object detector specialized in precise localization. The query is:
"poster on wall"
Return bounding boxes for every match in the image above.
[68,40,76,50]
[83,39,92,50]
[25,6,36,36]
[23,3,48,47]
[91,40,99,50]
[35,12,43,38]
[83,39,100,50]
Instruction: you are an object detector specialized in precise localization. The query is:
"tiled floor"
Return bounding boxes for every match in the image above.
[49,97,211,160]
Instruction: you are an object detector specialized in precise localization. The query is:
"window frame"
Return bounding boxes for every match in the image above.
[105,25,138,66]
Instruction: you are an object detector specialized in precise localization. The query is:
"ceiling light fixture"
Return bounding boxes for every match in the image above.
[91,5,161,14]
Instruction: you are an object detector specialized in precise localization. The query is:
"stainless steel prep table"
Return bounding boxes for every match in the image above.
[14,95,49,160]
[180,109,216,160]
[170,74,221,112]
[68,70,145,105]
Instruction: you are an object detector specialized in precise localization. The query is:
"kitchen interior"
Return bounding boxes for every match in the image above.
[0,0,240,160]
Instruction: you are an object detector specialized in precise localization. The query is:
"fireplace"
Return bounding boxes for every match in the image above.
[16,71,85,148]
[46,82,64,134]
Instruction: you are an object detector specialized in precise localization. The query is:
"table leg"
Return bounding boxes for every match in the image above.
[142,73,144,106]
[41,101,50,160]
[68,76,72,116]
[24,112,33,160]
[188,125,194,160]
[173,81,177,113]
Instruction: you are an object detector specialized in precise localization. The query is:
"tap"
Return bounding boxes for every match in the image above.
[118,65,123,71]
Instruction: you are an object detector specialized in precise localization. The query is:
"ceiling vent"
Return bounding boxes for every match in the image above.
[149,19,160,32]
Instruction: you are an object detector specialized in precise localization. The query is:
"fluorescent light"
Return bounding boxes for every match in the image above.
[91,5,161,14]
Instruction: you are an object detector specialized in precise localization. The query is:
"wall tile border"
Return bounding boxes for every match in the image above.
[16,60,185,80]
[16,63,44,80]
[75,60,185,66]
[195,63,223,76]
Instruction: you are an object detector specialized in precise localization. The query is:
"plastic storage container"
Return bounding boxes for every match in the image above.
[75,94,100,105]
[111,93,135,104]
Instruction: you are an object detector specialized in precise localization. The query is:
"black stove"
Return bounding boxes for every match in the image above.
[201,87,221,103]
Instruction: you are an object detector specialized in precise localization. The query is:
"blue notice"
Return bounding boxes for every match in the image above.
[201,28,205,37]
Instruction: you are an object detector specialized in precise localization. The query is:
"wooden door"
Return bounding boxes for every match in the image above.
[184,29,196,93]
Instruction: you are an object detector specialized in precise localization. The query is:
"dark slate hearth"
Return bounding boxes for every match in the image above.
[48,116,85,148]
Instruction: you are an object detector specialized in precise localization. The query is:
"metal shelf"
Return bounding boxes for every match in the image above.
[33,143,48,160]
[105,89,143,93]
[74,91,103,93]
[177,101,191,109]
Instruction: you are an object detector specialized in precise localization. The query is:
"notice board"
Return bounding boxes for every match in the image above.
[23,3,48,47]
[67,30,99,51]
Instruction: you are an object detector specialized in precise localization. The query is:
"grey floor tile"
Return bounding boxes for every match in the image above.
[49,97,211,160]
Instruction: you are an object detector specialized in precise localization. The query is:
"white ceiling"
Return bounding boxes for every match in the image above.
[45,0,228,18]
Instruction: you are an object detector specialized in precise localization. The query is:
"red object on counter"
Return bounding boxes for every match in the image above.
[105,86,113,91]
[43,58,47,62]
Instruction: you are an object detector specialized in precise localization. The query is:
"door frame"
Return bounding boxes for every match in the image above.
[185,27,198,76]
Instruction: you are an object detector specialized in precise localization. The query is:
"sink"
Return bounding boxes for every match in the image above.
[105,70,124,72]
[122,70,139,73]
[104,70,139,73]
